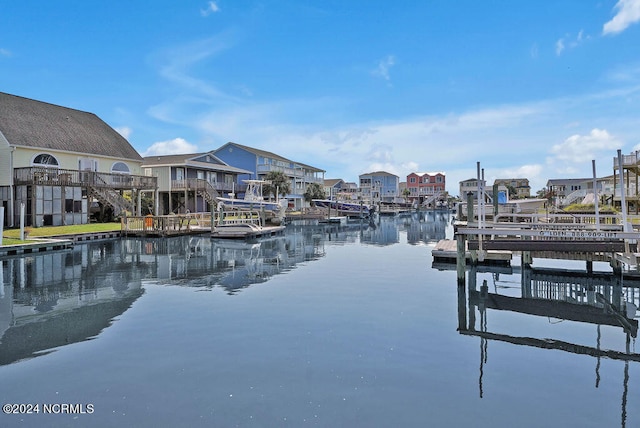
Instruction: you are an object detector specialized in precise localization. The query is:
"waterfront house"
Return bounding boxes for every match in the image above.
[212,142,325,210]
[0,92,156,227]
[406,171,446,205]
[142,152,252,215]
[323,179,359,201]
[459,178,487,201]
[359,171,399,204]
[493,178,531,199]
[545,178,593,208]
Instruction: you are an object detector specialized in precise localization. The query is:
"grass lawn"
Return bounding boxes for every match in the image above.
[2,222,121,244]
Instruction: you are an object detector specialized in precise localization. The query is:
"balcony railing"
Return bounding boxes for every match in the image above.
[14,167,157,190]
[171,179,239,193]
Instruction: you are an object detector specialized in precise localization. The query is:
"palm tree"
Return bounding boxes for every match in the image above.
[304,183,326,203]
[262,171,292,199]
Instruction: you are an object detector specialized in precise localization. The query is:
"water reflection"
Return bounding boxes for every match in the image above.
[456,263,639,427]
[0,241,144,365]
[0,214,451,367]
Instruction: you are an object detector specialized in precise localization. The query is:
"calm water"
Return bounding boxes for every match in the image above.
[1,212,639,427]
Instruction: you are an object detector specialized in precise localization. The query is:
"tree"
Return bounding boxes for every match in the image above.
[262,171,291,199]
[402,188,411,201]
[304,183,326,202]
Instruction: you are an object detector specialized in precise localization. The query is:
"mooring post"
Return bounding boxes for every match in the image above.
[456,232,466,287]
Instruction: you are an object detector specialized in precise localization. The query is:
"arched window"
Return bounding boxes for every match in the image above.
[111,162,130,174]
[33,153,59,167]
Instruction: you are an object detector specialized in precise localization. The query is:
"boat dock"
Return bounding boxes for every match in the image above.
[447,213,640,285]
[432,239,512,265]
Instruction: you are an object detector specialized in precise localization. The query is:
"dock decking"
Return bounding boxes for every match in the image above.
[432,239,511,265]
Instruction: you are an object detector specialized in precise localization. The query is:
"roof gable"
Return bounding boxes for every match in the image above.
[0,92,142,161]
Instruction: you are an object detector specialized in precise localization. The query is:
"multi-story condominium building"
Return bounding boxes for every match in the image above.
[359,171,399,204]
[406,172,446,205]
[142,152,251,215]
[213,142,325,210]
[0,92,157,227]
[493,178,531,199]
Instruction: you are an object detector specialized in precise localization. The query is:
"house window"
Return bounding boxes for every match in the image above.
[111,162,130,174]
[33,153,59,166]
[410,177,416,183]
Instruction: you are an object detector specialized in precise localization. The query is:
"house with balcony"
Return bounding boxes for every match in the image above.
[458,178,487,201]
[212,142,325,210]
[323,179,359,201]
[493,178,531,199]
[612,151,640,214]
[142,152,252,215]
[359,171,399,204]
[0,92,157,227]
[406,171,446,206]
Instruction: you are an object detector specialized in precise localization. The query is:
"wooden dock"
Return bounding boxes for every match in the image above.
[0,238,74,258]
[432,239,512,265]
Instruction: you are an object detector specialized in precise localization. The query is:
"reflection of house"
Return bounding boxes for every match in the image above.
[0,92,157,227]
[359,171,399,203]
[142,152,251,215]
[407,171,446,205]
[212,142,325,210]
[493,178,530,199]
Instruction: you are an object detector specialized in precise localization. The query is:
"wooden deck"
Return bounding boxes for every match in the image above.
[432,239,512,265]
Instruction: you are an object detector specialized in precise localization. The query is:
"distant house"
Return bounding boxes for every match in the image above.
[493,178,531,199]
[212,142,325,210]
[546,178,591,207]
[0,92,156,227]
[142,152,251,215]
[323,179,358,200]
[459,178,487,201]
[406,171,446,205]
[359,171,399,204]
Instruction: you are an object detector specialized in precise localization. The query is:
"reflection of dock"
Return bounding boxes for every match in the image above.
[458,264,639,424]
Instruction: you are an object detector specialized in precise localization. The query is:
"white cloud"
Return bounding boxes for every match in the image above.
[201,1,220,17]
[603,0,640,35]
[372,55,395,81]
[555,31,588,56]
[550,128,621,163]
[115,126,132,140]
[0,48,11,57]
[142,138,199,156]
[555,38,565,56]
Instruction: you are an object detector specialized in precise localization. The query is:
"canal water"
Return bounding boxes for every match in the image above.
[1,211,638,427]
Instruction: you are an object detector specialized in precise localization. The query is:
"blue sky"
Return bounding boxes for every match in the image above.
[2,1,640,196]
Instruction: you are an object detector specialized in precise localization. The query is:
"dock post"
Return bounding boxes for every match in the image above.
[456,232,466,286]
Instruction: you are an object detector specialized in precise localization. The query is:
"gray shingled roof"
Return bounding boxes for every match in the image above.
[221,142,325,173]
[0,92,142,161]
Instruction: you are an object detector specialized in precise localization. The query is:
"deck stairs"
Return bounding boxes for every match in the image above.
[88,176,134,216]
[194,179,220,206]
[562,189,587,206]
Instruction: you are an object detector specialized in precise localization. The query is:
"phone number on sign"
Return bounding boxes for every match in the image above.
[3,403,94,414]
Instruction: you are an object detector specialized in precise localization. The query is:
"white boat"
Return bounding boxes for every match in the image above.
[212,209,285,239]
[216,180,287,223]
[312,199,375,218]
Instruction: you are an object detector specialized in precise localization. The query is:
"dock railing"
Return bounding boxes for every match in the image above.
[121,213,212,236]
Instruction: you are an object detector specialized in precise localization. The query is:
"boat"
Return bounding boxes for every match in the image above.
[312,199,375,218]
[216,180,287,224]
[211,209,285,239]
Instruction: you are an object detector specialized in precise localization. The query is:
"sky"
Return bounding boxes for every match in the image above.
[2,0,640,196]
